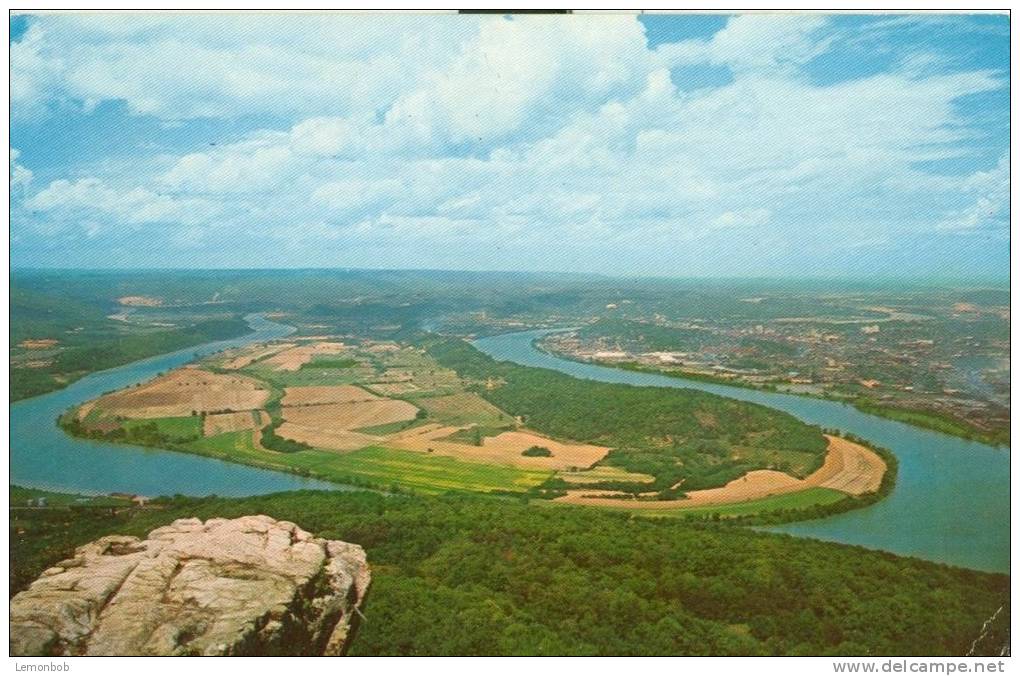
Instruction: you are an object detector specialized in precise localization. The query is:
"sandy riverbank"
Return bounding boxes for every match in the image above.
[554,435,886,509]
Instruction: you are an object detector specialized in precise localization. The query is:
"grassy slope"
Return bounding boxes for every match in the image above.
[9,488,1008,656]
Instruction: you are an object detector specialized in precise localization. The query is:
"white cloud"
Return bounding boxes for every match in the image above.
[161,135,296,193]
[712,208,772,229]
[708,15,830,71]
[938,154,1009,232]
[290,117,366,158]
[10,149,33,190]
[384,15,650,145]
[27,177,219,226]
[656,14,829,72]
[10,13,1009,271]
[12,14,471,120]
[312,179,404,213]
[12,12,648,139]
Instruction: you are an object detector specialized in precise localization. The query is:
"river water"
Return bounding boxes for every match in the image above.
[10,314,346,497]
[472,329,1009,573]
[9,318,1009,572]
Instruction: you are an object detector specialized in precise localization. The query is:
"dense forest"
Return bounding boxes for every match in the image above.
[427,339,828,495]
[9,489,1008,656]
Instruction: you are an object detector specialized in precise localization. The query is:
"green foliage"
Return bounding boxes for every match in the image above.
[10,486,133,510]
[52,319,250,376]
[10,488,1008,656]
[11,318,251,401]
[122,416,203,443]
[354,418,425,435]
[441,425,508,445]
[853,401,1009,447]
[299,358,358,370]
[576,318,713,352]
[590,357,1008,448]
[522,446,552,457]
[257,384,313,454]
[260,426,313,453]
[9,368,62,401]
[60,414,202,447]
[427,339,827,495]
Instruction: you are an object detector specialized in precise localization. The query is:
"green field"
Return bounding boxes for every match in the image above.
[318,446,551,494]
[413,391,512,427]
[636,487,848,519]
[186,429,261,455]
[178,432,549,494]
[300,357,358,370]
[238,362,373,387]
[353,419,428,435]
[123,415,203,441]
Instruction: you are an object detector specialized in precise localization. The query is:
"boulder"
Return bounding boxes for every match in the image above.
[10,515,370,656]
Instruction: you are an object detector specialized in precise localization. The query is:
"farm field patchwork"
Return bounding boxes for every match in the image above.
[81,368,268,419]
[281,384,379,406]
[62,336,888,514]
[281,399,420,434]
[412,391,513,427]
[177,431,549,494]
[260,341,347,371]
[554,435,885,510]
[203,411,261,436]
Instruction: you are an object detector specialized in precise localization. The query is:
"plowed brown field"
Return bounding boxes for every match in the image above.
[203,411,260,436]
[88,368,269,419]
[282,399,419,431]
[281,385,377,407]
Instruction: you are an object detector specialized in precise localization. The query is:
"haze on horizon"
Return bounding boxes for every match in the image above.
[9,12,1009,278]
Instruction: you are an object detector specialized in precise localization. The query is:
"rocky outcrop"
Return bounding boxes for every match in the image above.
[10,515,370,656]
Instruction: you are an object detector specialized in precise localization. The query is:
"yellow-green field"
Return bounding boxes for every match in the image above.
[633,487,848,518]
[412,391,512,427]
[181,432,550,494]
[558,465,656,484]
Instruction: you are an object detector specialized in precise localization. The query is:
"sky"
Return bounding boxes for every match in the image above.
[9,12,1010,278]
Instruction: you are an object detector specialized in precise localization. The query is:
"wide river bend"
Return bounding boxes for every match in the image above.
[472,329,1009,573]
[9,318,1008,572]
[10,315,345,498]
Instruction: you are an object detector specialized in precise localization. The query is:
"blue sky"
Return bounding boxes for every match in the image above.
[9,13,1009,278]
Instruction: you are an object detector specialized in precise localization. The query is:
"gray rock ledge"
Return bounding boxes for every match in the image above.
[10,515,370,656]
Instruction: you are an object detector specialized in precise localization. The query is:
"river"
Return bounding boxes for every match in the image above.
[9,318,1009,572]
[10,314,347,497]
[472,329,1009,573]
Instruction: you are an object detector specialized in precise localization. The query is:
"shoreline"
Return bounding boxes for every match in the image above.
[555,435,887,511]
[533,337,1009,448]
